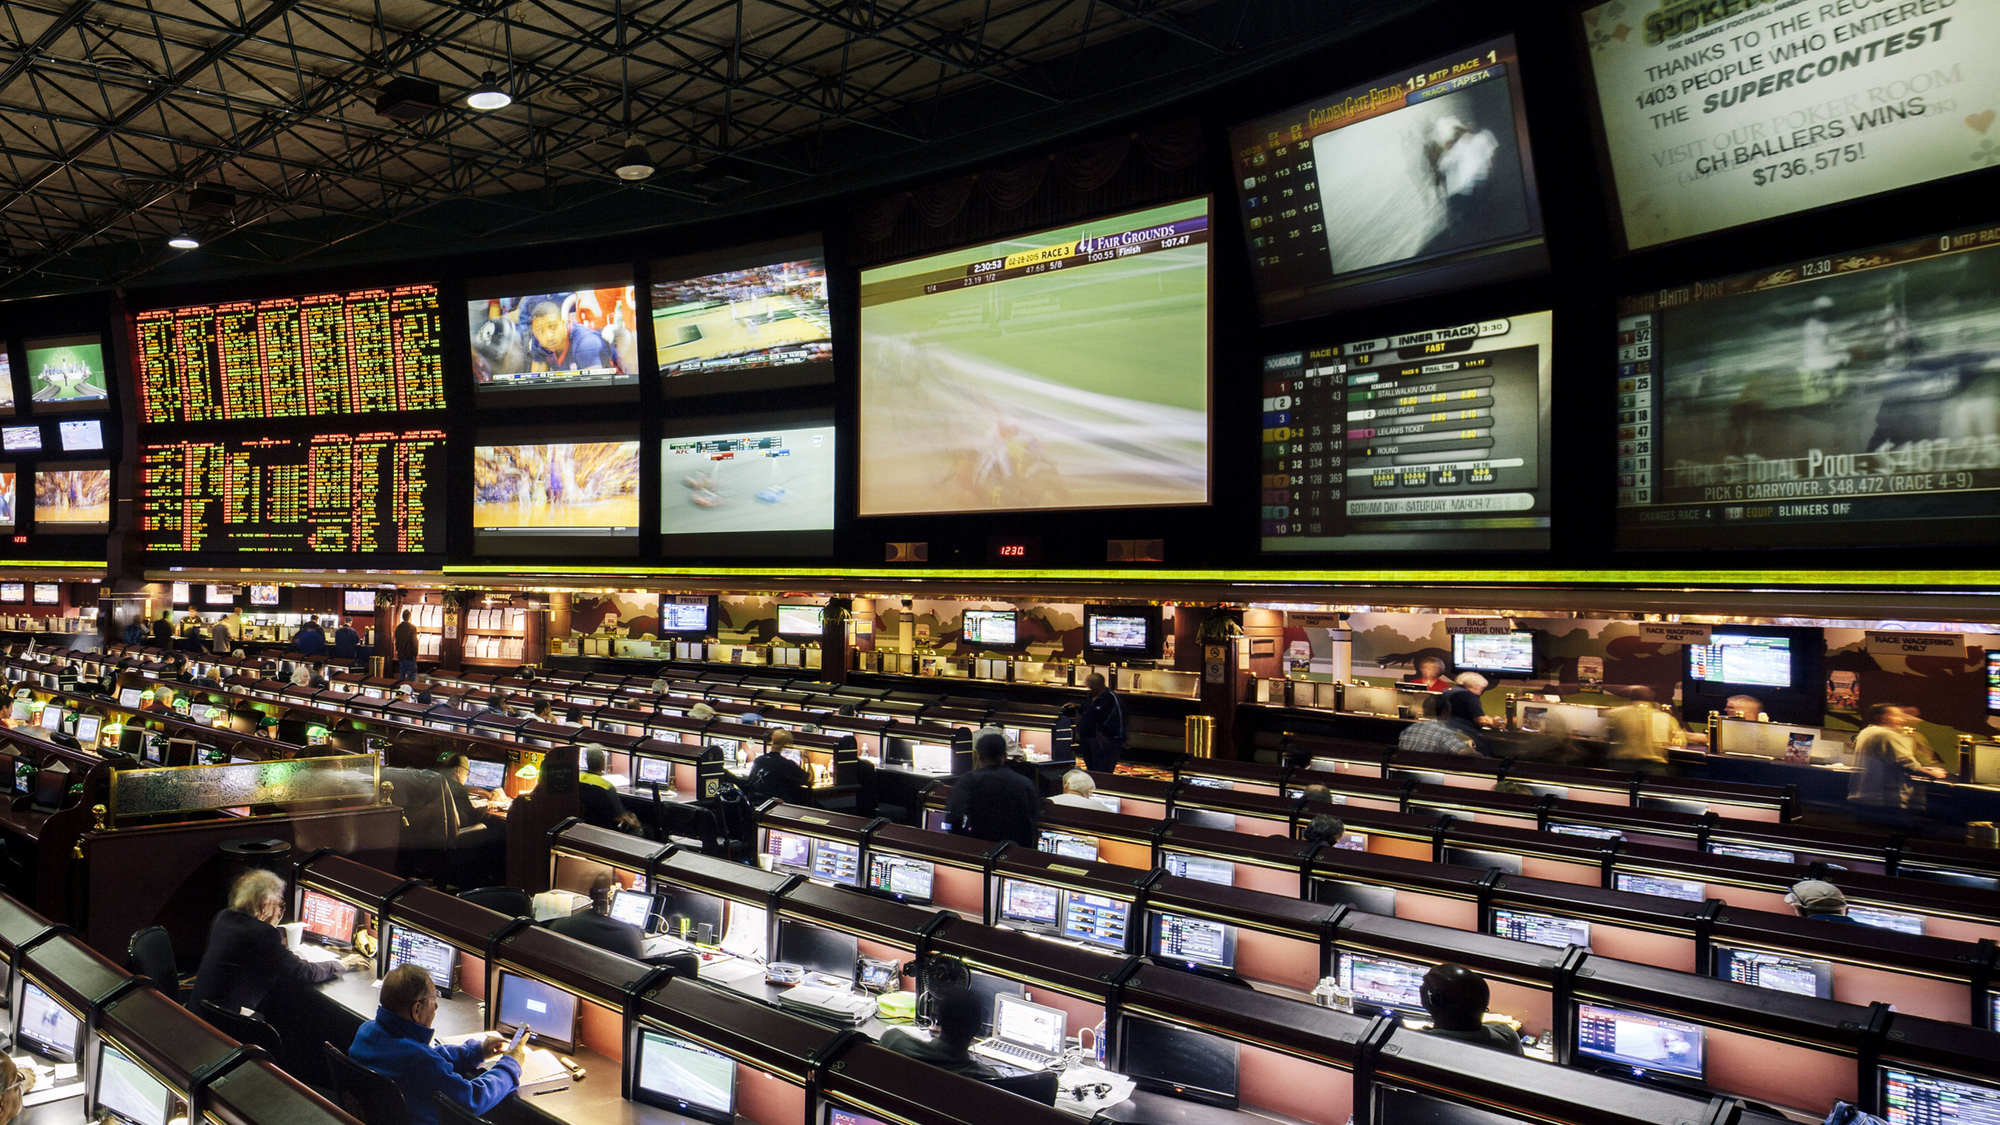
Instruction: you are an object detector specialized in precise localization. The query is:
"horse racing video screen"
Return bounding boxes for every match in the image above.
[651,241,831,397]
[857,198,1210,517]
[466,270,640,403]
[661,417,835,557]
[1228,36,1545,323]
[1263,311,1552,552]
[473,427,641,556]
[1616,220,2000,550]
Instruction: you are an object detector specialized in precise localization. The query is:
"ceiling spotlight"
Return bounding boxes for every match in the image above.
[467,71,512,111]
[613,141,655,181]
[167,231,200,249]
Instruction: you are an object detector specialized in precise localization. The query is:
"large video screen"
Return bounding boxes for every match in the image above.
[139,431,445,554]
[0,467,15,528]
[1581,3,1999,251]
[467,270,640,403]
[1616,220,2000,549]
[135,286,447,423]
[1228,36,1544,322]
[652,240,831,396]
[858,198,1211,516]
[25,335,109,413]
[0,351,14,416]
[473,428,640,556]
[34,463,110,532]
[1263,310,1552,552]
[661,420,834,557]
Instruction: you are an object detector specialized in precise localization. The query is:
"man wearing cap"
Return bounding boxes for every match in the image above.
[944,730,1039,847]
[1786,880,1862,924]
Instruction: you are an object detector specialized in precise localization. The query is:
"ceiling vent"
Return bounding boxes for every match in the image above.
[187,184,236,215]
[374,76,442,122]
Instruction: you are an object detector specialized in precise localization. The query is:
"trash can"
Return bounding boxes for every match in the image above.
[219,837,291,887]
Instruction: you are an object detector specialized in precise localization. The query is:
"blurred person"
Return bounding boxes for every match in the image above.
[1606,687,1683,775]
[1399,693,1476,756]
[1441,673,1492,730]
[349,964,524,1125]
[549,872,644,958]
[186,869,369,1014]
[1298,783,1334,804]
[331,617,360,661]
[1418,963,1523,1055]
[209,612,234,656]
[1404,655,1453,692]
[293,616,325,656]
[1723,695,1763,720]
[1048,769,1111,811]
[0,1053,36,1120]
[151,610,174,647]
[945,731,1039,847]
[1520,713,1586,766]
[1849,704,1946,827]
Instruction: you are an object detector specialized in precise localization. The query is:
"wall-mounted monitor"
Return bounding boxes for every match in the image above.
[652,239,831,396]
[344,589,379,614]
[466,269,639,404]
[171,581,189,604]
[247,584,280,607]
[34,463,110,532]
[56,419,103,452]
[0,351,14,416]
[1262,310,1552,552]
[659,595,711,634]
[1228,36,1544,322]
[1616,220,2000,549]
[140,432,445,555]
[1688,634,1792,689]
[660,419,834,557]
[205,584,236,605]
[1574,1002,1704,1080]
[24,334,109,412]
[1452,631,1535,676]
[961,609,1018,647]
[1580,4,1997,252]
[472,427,639,556]
[0,583,21,603]
[775,603,824,637]
[135,286,446,423]
[3,425,41,452]
[858,197,1210,516]
[1086,605,1159,657]
[0,467,14,529]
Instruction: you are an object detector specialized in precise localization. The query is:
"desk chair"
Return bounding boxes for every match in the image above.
[324,1044,411,1125]
[457,887,532,918]
[126,926,182,1004]
[641,950,701,979]
[433,1093,490,1125]
[986,1070,1059,1105]
[198,1001,283,1059]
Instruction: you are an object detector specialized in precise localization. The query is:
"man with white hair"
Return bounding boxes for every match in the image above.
[186,869,369,1013]
[1048,769,1111,811]
[1439,672,1493,751]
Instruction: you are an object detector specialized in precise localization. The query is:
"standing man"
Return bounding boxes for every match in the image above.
[1075,672,1127,772]
[348,963,526,1125]
[209,612,234,656]
[1605,686,1684,775]
[151,610,174,646]
[944,731,1040,846]
[395,610,420,680]
[331,617,361,661]
[293,616,325,656]
[1848,704,1946,828]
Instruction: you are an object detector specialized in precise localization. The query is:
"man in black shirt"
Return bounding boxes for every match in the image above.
[187,869,370,1014]
[1417,963,1523,1055]
[944,732,1039,847]
[550,873,645,959]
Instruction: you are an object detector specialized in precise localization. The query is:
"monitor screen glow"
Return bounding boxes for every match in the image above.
[652,252,831,390]
[1575,1003,1704,1079]
[385,924,456,991]
[495,971,579,1053]
[472,435,640,554]
[1337,950,1428,1013]
[775,604,824,636]
[0,427,38,452]
[962,609,1019,647]
[17,982,81,1061]
[467,282,639,399]
[1688,635,1791,688]
[635,1029,736,1123]
[96,1042,174,1125]
[57,419,103,451]
[1088,614,1149,651]
[24,335,110,411]
[1149,911,1236,971]
[1452,632,1535,676]
[998,878,1061,929]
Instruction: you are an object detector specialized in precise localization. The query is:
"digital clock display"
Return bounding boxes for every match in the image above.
[987,536,1041,564]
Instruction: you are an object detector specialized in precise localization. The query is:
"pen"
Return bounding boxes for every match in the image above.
[531,1087,569,1096]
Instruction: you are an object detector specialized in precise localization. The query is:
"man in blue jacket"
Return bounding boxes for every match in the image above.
[349,963,526,1125]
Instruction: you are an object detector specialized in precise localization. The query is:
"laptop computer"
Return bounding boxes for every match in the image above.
[971,994,1067,1072]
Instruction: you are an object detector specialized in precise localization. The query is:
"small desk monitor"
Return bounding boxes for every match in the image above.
[300,890,359,948]
[964,969,1026,1035]
[117,688,142,708]
[1316,879,1398,916]
[96,1042,175,1125]
[1491,908,1591,951]
[1375,1086,1535,1125]
[636,758,673,786]
[1614,872,1707,902]
[1149,911,1237,972]
[776,919,859,980]
[1162,852,1235,886]
[73,715,101,745]
[766,829,812,874]
[1713,945,1833,998]
[1038,830,1099,861]
[494,971,580,1054]
[997,878,1061,929]
[17,981,82,1062]
[865,853,935,904]
[809,839,861,886]
[1337,950,1428,1015]
[609,889,655,930]
[1442,848,1524,875]
[464,759,506,790]
[39,706,62,731]
[1707,842,1796,864]
[1848,905,1926,935]
[634,1028,736,1125]
[1120,1017,1240,1109]
[1061,892,1131,951]
[1575,1003,1704,1079]
[991,994,1066,1056]
[1881,1067,2000,1125]
[386,924,457,995]
[911,743,954,774]
[1550,822,1624,842]
[1173,806,1236,830]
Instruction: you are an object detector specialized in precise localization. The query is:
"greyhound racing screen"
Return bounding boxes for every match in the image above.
[1262,310,1552,551]
[1616,220,2000,549]
[857,198,1210,517]
[1229,36,1545,324]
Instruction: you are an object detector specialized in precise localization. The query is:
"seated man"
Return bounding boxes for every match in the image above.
[550,873,645,959]
[1398,694,1476,756]
[1047,769,1111,811]
[879,986,999,1080]
[350,963,526,1125]
[1418,963,1523,1055]
[1786,879,1863,923]
[944,732,1039,847]
[577,747,639,831]
[742,730,813,806]
[187,870,370,1014]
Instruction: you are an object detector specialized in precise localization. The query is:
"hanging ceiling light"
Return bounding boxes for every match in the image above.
[167,231,200,249]
[466,71,511,111]
[613,139,654,181]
